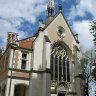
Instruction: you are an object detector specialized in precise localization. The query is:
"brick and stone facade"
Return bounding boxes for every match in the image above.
[0,1,85,96]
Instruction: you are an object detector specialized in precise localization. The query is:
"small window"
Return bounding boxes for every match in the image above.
[21,53,27,70]
[22,53,27,59]
[57,26,65,37]
[21,60,26,69]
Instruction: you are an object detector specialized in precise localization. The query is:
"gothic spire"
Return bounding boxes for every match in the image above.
[47,0,55,16]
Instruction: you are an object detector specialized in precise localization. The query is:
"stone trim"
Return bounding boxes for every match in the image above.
[8,76,30,80]
[31,68,51,74]
[8,68,31,73]
[74,74,85,80]
[8,68,51,74]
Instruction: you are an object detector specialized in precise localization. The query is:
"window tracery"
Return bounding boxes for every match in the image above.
[51,44,70,82]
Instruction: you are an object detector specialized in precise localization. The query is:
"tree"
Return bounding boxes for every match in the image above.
[81,49,94,96]
[90,20,96,81]
[90,20,96,96]
[92,62,96,81]
[90,20,96,43]
[81,57,89,96]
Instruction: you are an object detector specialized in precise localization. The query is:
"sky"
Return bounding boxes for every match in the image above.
[0,0,95,95]
[0,0,95,51]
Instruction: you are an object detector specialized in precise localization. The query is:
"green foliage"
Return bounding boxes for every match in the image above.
[81,58,88,77]
[90,20,96,81]
[91,20,96,45]
[81,58,88,65]
[90,20,96,31]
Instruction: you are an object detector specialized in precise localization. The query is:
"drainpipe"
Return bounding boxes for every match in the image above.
[8,47,15,96]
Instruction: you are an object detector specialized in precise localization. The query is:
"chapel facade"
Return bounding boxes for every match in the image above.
[0,0,85,96]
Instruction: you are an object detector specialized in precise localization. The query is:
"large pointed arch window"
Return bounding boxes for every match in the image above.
[51,44,70,82]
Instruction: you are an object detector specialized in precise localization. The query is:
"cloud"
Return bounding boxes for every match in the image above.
[0,0,47,23]
[66,0,96,51]
[68,0,96,21]
[0,19,28,47]
[0,0,47,47]
[72,20,94,51]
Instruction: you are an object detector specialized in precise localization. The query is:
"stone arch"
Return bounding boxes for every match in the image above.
[51,41,72,56]
[56,82,69,92]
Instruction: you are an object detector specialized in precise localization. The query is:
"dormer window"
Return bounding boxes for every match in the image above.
[58,26,65,37]
[21,53,27,70]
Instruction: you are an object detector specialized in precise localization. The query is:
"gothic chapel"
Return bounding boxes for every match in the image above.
[0,0,85,96]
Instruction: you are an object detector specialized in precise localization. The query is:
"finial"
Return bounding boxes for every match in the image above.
[58,4,62,11]
[47,0,55,16]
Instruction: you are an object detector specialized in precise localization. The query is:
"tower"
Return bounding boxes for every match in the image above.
[47,0,55,23]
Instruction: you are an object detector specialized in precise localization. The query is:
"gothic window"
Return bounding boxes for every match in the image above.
[51,44,70,82]
[21,53,27,70]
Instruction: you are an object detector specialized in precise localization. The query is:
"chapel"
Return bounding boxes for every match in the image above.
[0,0,85,96]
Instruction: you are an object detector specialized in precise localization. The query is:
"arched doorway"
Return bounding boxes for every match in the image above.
[14,84,29,96]
[58,93,65,96]
[56,82,68,96]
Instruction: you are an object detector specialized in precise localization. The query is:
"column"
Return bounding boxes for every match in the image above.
[10,83,15,96]
[5,79,10,96]
[53,55,55,80]
[5,79,15,96]
[63,57,66,81]
[65,57,67,82]
[61,56,64,81]
[58,56,59,82]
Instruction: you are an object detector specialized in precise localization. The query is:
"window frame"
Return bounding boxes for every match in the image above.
[50,44,70,82]
[21,52,27,70]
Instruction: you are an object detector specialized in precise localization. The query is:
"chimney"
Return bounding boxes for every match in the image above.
[7,32,18,46]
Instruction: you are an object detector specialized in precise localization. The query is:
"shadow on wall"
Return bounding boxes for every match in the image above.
[29,65,51,96]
